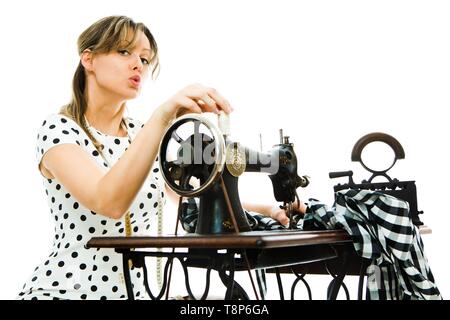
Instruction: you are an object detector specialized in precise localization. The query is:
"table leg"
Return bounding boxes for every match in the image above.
[121,250,135,300]
[326,251,350,300]
[275,268,285,300]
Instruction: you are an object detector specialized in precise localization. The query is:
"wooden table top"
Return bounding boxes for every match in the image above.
[86,225,431,250]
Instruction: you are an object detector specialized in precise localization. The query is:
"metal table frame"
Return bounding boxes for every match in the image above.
[86,227,430,300]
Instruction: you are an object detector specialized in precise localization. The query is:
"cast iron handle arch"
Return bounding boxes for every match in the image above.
[351,132,405,182]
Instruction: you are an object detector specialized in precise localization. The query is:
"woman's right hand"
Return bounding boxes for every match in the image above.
[156,83,234,126]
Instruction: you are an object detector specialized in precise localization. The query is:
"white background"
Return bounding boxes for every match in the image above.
[0,0,449,299]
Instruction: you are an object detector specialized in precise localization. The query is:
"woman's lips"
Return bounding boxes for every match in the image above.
[129,76,141,88]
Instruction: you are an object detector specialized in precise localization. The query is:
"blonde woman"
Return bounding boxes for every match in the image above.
[18,15,295,300]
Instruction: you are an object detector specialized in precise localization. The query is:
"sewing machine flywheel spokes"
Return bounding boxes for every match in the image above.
[159,114,226,197]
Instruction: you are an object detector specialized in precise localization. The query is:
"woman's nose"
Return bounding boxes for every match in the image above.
[131,53,143,71]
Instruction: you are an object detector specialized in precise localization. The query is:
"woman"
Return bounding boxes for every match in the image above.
[18,15,300,300]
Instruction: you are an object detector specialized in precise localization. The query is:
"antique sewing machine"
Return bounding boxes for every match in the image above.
[158,112,310,234]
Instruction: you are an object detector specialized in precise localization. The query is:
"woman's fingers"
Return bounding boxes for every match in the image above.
[277,211,290,226]
[206,88,233,114]
[270,207,289,225]
[175,96,203,116]
[183,84,233,114]
[196,94,219,114]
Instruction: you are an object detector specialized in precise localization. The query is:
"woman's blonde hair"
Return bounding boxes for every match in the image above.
[60,15,159,150]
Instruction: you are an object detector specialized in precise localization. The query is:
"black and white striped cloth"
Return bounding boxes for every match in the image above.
[302,189,441,300]
[179,189,441,300]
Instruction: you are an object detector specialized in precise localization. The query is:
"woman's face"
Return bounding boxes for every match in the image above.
[90,30,152,100]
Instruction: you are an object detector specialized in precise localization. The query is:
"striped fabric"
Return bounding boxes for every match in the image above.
[303,189,442,300]
[179,189,441,300]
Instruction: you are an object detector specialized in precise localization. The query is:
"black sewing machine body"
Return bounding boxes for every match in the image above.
[195,165,249,234]
[159,114,309,235]
[196,141,307,234]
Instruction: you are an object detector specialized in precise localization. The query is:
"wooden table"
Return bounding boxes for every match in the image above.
[87,226,431,300]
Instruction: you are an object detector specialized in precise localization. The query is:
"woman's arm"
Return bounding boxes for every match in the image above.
[165,185,181,205]
[41,84,232,219]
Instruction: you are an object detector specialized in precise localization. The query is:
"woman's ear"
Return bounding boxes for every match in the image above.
[80,49,93,71]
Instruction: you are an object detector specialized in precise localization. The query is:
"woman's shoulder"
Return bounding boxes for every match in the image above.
[124,116,145,137]
[35,113,89,166]
[36,113,87,145]
[124,116,144,128]
[39,113,82,130]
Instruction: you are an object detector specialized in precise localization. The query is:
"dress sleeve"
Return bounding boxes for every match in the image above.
[36,114,83,172]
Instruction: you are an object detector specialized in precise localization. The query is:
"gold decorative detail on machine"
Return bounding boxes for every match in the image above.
[222,220,234,230]
[226,142,246,177]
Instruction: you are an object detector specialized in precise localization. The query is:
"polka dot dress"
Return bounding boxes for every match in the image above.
[18,113,165,300]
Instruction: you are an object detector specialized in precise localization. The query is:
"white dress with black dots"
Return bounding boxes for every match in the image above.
[18,113,165,300]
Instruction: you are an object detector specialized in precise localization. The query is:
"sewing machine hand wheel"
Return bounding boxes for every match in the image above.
[159,114,226,197]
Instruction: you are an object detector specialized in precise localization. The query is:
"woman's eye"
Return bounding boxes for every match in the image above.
[140,58,149,65]
[118,49,130,56]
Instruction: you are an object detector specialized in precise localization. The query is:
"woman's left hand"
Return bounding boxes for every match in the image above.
[266,200,308,226]
[266,205,290,226]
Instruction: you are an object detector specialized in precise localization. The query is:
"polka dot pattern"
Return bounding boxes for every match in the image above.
[19,114,165,300]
